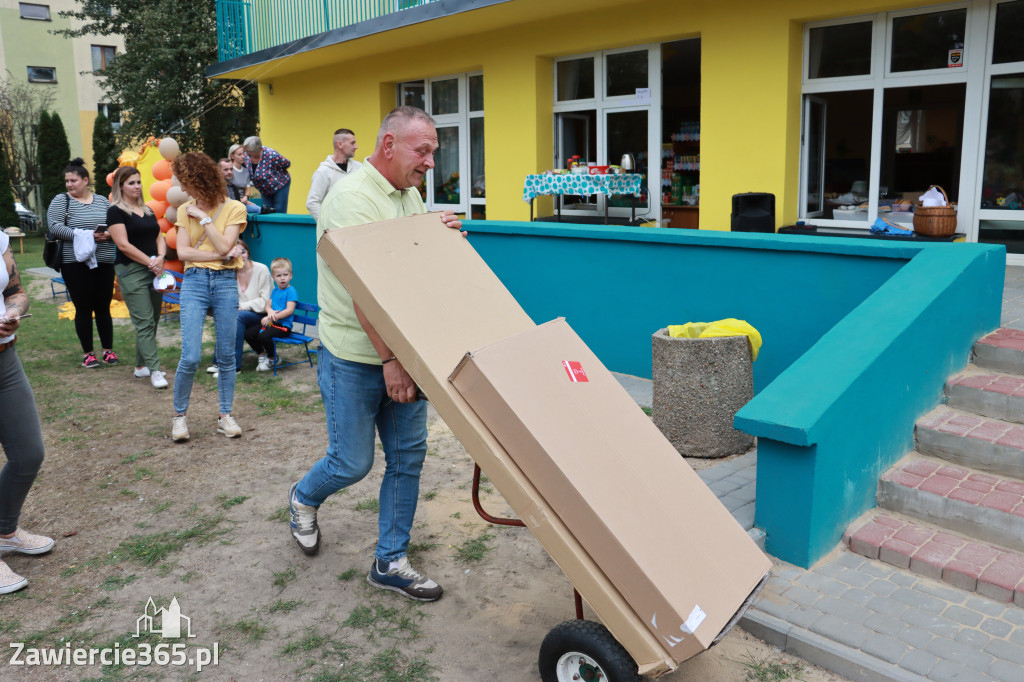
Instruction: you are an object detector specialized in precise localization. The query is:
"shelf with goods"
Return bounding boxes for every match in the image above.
[660,120,700,228]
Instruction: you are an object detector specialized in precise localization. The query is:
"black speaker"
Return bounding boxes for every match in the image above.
[731,193,775,233]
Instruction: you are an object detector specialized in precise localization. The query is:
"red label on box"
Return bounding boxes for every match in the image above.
[562,360,589,383]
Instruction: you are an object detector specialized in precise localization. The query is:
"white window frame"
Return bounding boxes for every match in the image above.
[18,3,50,20]
[800,2,983,237]
[552,44,661,221]
[98,103,121,131]
[26,66,56,83]
[396,72,482,215]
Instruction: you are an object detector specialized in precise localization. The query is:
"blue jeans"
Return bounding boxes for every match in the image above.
[261,178,290,214]
[295,346,427,563]
[236,310,263,369]
[173,268,238,415]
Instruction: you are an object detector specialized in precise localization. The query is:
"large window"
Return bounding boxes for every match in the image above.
[92,45,116,73]
[397,73,483,217]
[19,3,50,20]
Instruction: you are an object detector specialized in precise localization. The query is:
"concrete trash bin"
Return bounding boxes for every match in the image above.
[651,328,754,458]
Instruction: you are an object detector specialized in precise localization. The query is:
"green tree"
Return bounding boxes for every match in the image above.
[0,138,18,228]
[92,112,118,198]
[37,110,71,217]
[58,0,259,156]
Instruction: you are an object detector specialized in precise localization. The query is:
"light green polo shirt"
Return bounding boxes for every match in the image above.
[316,158,426,363]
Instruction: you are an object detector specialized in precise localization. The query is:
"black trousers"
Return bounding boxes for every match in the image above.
[243,323,290,358]
[60,261,115,354]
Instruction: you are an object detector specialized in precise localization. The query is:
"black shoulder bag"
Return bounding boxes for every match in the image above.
[43,194,69,271]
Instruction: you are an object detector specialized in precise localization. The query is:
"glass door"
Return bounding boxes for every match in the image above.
[802,96,827,217]
[605,107,651,212]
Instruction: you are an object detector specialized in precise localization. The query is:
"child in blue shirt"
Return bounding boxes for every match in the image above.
[244,257,298,372]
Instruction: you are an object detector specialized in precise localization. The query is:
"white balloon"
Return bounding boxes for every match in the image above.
[164,206,177,223]
[158,137,180,161]
[166,186,189,208]
[170,175,180,187]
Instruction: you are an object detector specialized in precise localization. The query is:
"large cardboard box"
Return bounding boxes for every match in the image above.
[450,318,771,661]
[317,214,769,675]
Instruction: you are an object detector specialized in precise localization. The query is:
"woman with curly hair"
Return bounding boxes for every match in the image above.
[169,152,246,442]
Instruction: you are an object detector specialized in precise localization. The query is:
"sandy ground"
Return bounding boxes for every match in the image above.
[0,276,846,681]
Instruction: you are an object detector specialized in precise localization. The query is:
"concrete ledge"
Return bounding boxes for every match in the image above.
[915,421,1024,479]
[974,341,1024,375]
[946,381,1024,424]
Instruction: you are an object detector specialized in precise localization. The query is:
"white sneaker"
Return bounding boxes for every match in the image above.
[133,367,150,378]
[212,368,240,379]
[172,415,189,442]
[0,560,27,594]
[150,371,168,389]
[206,365,218,374]
[256,355,271,372]
[217,415,242,438]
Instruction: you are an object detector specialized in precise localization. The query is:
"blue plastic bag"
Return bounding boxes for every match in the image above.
[870,217,913,236]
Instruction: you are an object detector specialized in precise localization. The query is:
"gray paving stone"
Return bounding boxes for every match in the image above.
[903,610,963,639]
[862,633,908,664]
[837,568,873,589]
[1004,608,1024,627]
[898,626,936,650]
[926,637,995,672]
[891,572,918,587]
[836,552,866,570]
[915,580,969,604]
[816,596,872,625]
[812,562,845,579]
[862,562,896,579]
[765,576,790,594]
[928,659,991,682]
[892,587,947,614]
[985,638,1024,665]
[795,572,844,595]
[867,595,909,618]
[956,628,990,650]
[707,479,737,496]
[841,587,875,607]
[982,617,1013,638]
[867,578,899,597]
[788,605,822,629]
[718,491,749,511]
[773,566,803,582]
[990,659,1024,682]
[898,648,939,676]
[968,596,1009,618]
[943,604,985,627]
[809,613,871,649]
[732,502,755,530]
[783,585,822,607]
[1010,627,1024,647]
[754,598,796,621]
[864,612,906,636]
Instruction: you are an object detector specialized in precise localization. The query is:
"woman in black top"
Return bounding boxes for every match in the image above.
[107,167,169,389]
[45,159,117,368]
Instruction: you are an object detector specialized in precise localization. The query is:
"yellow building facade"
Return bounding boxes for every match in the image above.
[211,0,1024,258]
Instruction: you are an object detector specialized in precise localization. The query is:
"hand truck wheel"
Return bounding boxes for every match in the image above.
[538,619,642,682]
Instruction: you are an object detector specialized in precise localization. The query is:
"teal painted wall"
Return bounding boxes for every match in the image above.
[247,215,1005,567]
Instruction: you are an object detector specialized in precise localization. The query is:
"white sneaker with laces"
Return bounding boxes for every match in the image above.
[171,415,189,442]
[206,365,218,374]
[289,482,320,555]
[133,367,150,378]
[217,415,242,438]
[150,371,168,389]
[256,355,271,372]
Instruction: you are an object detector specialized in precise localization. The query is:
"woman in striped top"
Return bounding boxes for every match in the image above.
[45,159,118,368]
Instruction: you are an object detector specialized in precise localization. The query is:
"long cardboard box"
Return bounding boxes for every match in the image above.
[450,318,771,660]
[317,214,768,675]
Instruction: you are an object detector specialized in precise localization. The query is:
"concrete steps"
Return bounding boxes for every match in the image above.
[844,327,1024,607]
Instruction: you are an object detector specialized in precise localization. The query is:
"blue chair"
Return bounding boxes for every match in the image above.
[271,301,319,376]
[160,269,184,322]
[50,277,69,301]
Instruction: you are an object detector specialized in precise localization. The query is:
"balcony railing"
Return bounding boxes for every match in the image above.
[216,0,437,62]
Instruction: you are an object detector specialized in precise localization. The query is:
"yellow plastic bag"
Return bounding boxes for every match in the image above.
[667,318,762,361]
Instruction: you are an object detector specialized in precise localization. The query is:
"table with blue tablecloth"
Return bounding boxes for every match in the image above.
[523,173,643,223]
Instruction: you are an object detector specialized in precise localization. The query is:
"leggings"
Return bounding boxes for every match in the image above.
[0,347,45,535]
[244,323,290,358]
[60,261,115,354]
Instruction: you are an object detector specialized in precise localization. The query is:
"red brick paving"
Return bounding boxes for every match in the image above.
[977,328,1024,350]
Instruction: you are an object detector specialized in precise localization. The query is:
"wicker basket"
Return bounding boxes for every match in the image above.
[913,185,958,237]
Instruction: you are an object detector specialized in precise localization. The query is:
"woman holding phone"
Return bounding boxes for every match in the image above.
[107,166,168,389]
[45,158,117,368]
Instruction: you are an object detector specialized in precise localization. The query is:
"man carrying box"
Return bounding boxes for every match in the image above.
[288,106,462,602]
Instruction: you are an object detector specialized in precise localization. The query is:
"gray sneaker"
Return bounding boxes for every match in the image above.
[367,556,443,602]
[289,483,320,555]
[171,415,189,442]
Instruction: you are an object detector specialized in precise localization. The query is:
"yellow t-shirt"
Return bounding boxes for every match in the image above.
[175,199,247,270]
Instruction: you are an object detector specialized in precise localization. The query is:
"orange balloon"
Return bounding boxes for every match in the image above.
[152,159,172,181]
[164,226,177,249]
[146,200,168,219]
[157,217,172,233]
[163,259,183,274]
[150,180,171,203]
[106,172,115,187]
